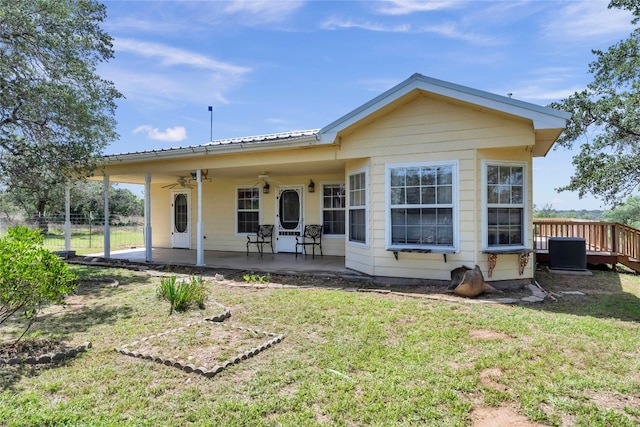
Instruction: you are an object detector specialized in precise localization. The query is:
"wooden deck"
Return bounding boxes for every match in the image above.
[533,219,640,273]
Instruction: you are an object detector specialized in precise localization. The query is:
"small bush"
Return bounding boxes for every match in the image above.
[243,272,271,284]
[156,275,207,315]
[0,226,77,341]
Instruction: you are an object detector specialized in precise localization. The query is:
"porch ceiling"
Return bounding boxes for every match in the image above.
[96,159,346,186]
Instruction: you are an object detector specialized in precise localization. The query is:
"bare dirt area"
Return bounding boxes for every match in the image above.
[471,405,548,427]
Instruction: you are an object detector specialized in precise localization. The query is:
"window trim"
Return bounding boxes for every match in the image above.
[235,185,261,235]
[481,160,528,250]
[347,168,369,247]
[385,161,459,252]
[320,181,346,238]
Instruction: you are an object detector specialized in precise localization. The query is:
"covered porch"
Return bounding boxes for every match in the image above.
[93,247,358,278]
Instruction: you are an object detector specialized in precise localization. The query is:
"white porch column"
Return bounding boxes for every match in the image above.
[103,174,110,259]
[144,173,153,262]
[196,169,204,266]
[64,184,71,252]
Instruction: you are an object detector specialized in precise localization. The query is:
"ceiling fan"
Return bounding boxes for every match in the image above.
[162,176,195,189]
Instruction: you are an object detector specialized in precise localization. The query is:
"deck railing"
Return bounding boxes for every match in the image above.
[533,218,640,260]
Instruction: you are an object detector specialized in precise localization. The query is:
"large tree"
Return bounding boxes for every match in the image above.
[549,0,640,206]
[0,0,122,216]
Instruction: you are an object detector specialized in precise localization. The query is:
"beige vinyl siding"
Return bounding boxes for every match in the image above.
[150,174,346,256]
[476,148,534,280]
[149,184,173,247]
[337,95,534,161]
[338,94,534,281]
[344,159,373,274]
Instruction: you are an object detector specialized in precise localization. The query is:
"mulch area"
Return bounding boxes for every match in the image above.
[0,338,70,361]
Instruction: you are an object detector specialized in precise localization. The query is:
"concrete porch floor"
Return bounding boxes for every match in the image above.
[93,247,362,278]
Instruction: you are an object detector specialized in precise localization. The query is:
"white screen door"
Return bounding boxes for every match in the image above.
[171,191,191,249]
[275,186,303,252]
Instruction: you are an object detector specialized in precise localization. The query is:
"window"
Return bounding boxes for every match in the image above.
[322,183,345,235]
[237,187,260,233]
[485,163,525,247]
[388,163,456,249]
[348,172,366,244]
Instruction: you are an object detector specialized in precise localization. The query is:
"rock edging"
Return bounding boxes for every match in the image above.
[114,320,283,379]
[0,342,92,365]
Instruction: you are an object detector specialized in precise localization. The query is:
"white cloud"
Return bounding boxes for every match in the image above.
[320,17,411,32]
[320,17,496,45]
[544,0,634,40]
[103,38,252,108]
[114,39,250,75]
[375,0,459,15]
[222,0,305,25]
[418,21,500,45]
[133,125,188,142]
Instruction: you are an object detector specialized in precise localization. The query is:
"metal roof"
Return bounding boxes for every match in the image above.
[104,129,321,159]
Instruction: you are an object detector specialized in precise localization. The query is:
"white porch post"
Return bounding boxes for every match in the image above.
[144,173,153,262]
[64,184,71,252]
[196,169,204,266]
[103,174,110,259]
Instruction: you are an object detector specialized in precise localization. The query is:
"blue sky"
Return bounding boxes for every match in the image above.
[99,0,635,210]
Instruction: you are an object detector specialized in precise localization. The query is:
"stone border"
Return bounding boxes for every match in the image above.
[0,342,92,365]
[114,320,283,379]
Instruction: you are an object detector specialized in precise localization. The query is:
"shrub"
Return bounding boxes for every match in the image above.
[156,275,207,315]
[0,226,77,341]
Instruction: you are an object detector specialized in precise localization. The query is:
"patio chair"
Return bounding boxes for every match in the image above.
[295,224,323,259]
[246,225,274,257]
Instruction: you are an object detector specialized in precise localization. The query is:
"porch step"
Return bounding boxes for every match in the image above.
[619,256,640,274]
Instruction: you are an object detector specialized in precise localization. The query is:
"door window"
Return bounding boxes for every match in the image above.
[279,189,300,230]
[174,193,188,233]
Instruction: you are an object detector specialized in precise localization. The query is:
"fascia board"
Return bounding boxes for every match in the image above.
[318,73,570,143]
[103,135,320,164]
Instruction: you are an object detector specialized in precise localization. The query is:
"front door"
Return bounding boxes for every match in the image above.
[171,190,191,249]
[276,186,303,252]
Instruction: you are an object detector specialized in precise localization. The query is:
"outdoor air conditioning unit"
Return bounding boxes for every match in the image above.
[548,237,587,271]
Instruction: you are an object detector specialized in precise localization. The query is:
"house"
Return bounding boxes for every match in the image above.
[97,73,570,284]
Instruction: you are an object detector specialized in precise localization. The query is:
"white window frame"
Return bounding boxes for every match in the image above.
[347,168,368,247]
[385,161,459,252]
[481,160,527,250]
[320,182,346,237]
[235,186,261,235]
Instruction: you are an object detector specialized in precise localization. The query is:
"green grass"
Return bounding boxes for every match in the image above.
[0,266,639,426]
[41,227,144,254]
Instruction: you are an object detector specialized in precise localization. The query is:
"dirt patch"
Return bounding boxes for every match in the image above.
[471,405,548,427]
[469,329,512,340]
[479,367,511,393]
[585,390,640,422]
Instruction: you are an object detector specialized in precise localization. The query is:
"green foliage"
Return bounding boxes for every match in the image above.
[156,275,207,315]
[533,204,604,220]
[243,272,271,284]
[549,1,640,206]
[603,195,640,227]
[0,182,143,227]
[0,0,123,217]
[0,226,77,340]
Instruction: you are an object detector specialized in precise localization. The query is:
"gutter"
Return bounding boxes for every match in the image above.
[104,132,326,164]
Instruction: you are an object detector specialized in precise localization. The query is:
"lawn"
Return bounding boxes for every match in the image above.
[41,226,144,255]
[0,265,638,426]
